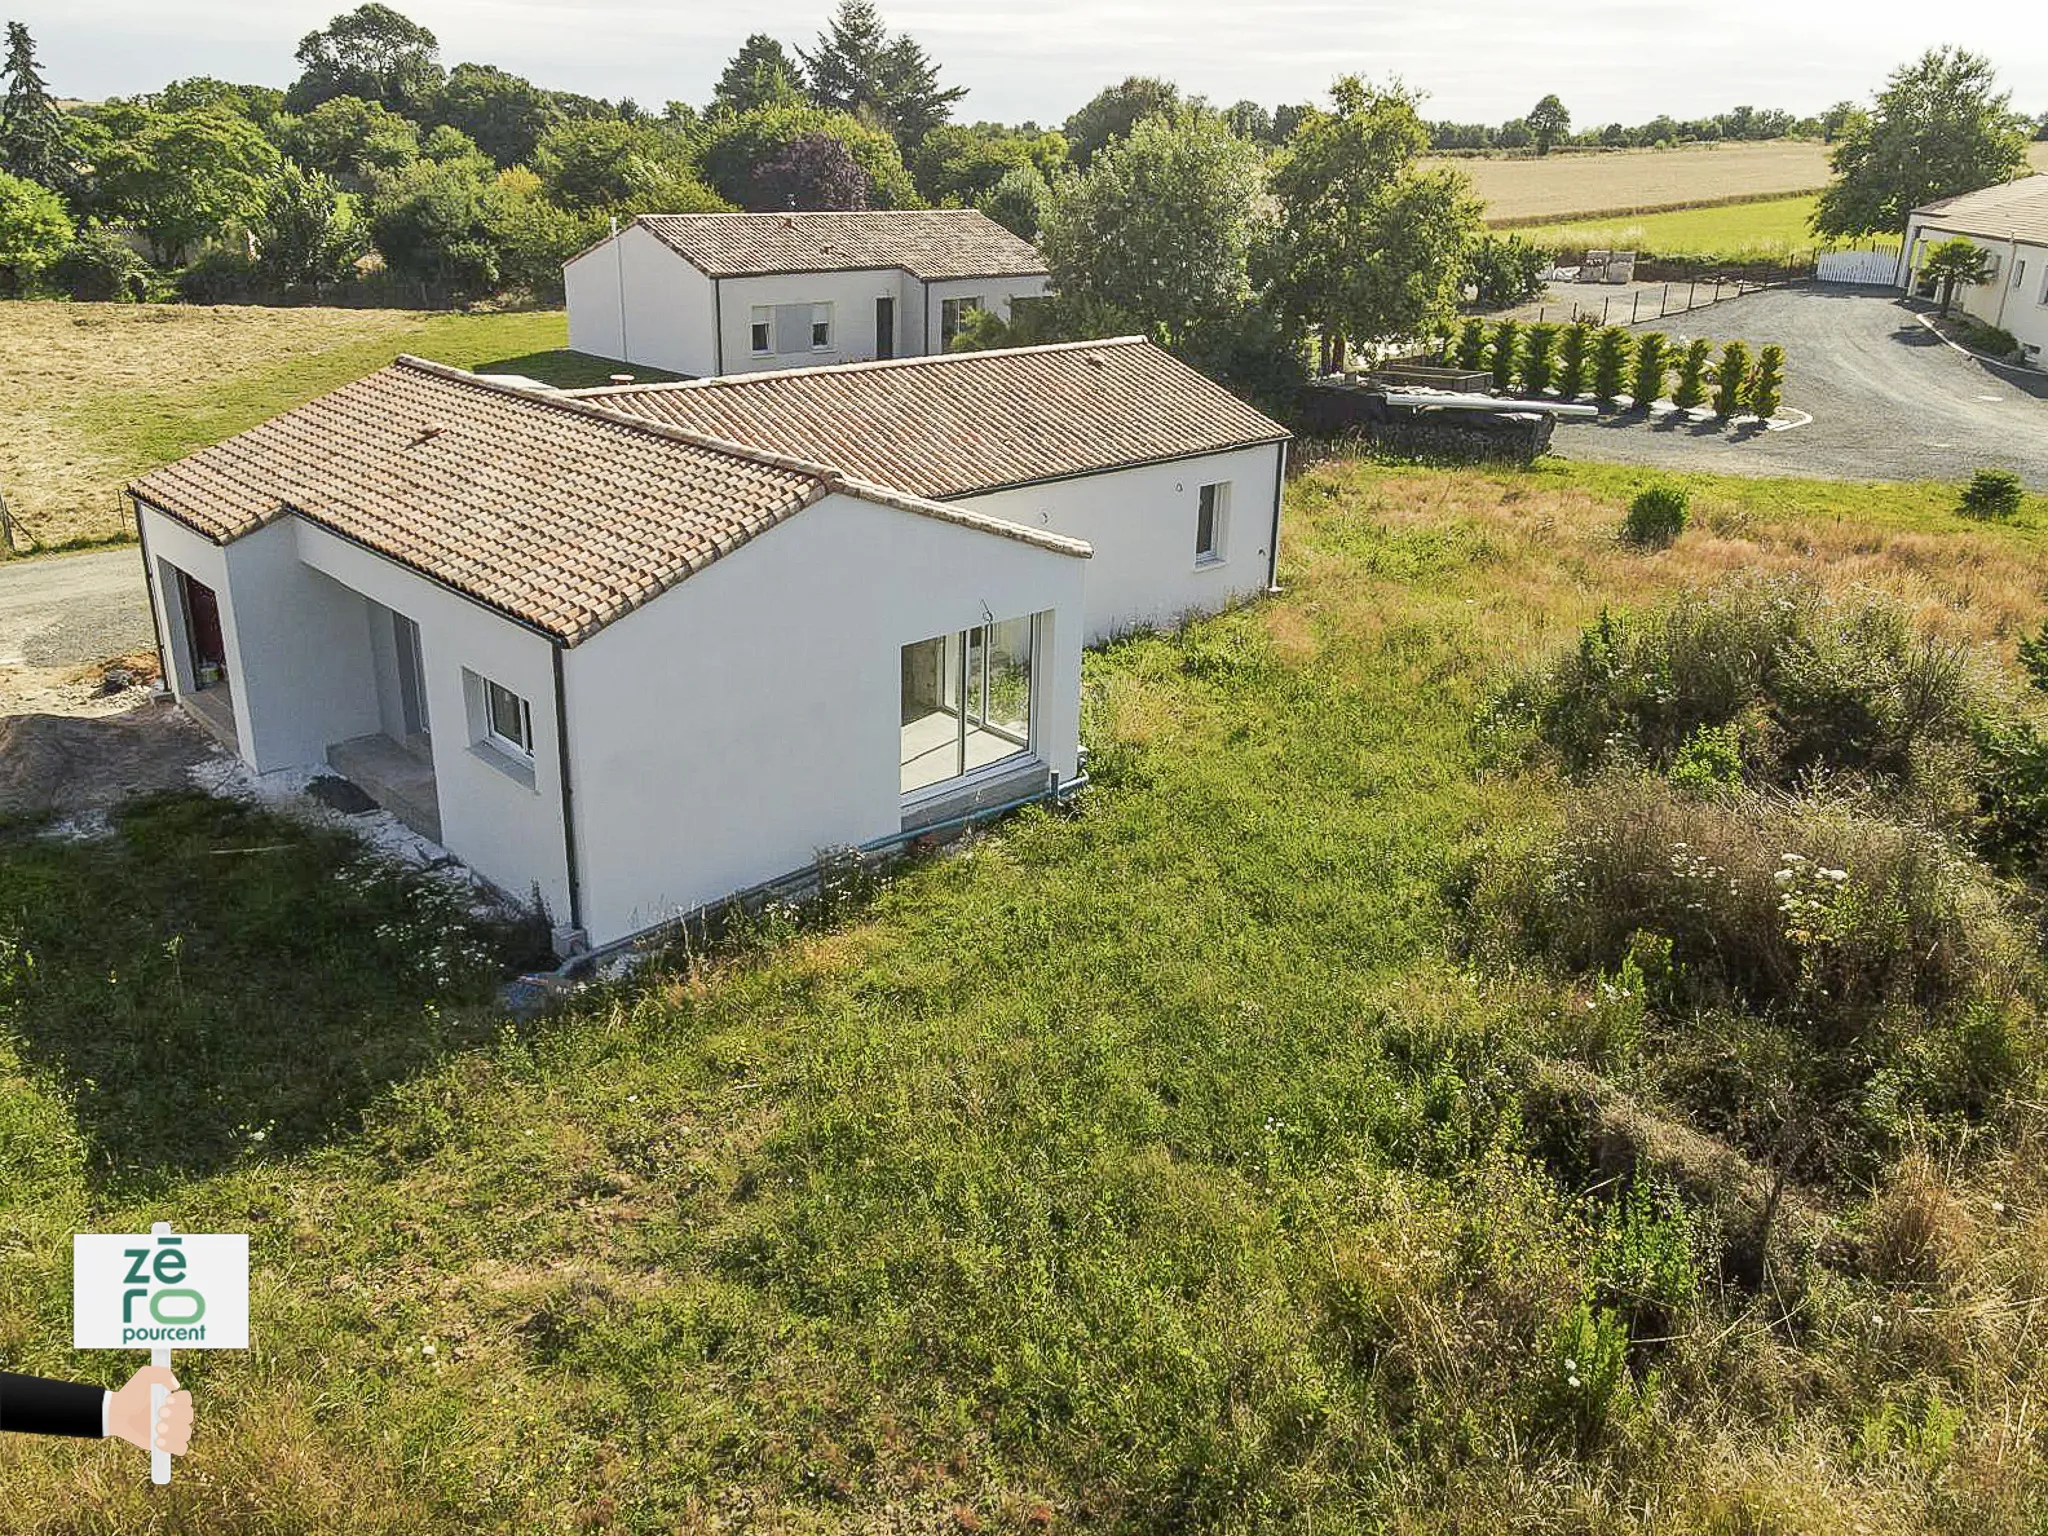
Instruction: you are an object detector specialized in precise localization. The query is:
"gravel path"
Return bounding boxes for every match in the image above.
[1545,285,2048,488]
[0,546,152,669]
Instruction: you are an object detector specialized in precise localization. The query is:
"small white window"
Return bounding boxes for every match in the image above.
[2040,264,2048,305]
[484,678,533,757]
[750,307,772,355]
[811,302,832,350]
[1195,482,1230,565]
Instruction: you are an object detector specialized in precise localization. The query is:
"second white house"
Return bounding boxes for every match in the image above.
[1899,175,2048,366]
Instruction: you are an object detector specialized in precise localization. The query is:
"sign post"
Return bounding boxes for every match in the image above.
[73,1221,248,1485]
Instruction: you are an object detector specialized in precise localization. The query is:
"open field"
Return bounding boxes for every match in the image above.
[2,457,2047,1530]
[1446,140,2048,226]
[1513,193,1826,261]
[0,304,645,551]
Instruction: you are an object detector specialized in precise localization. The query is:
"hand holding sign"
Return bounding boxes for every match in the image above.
[108,1366,193,1456]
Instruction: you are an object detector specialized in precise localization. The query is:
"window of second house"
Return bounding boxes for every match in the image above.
[940,296,982,348]
[750,307,772,355]
[1195,481,1230,565]
[811,302,833,350]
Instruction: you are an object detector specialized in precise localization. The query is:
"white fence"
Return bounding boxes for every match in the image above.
[1816,247,1902,285]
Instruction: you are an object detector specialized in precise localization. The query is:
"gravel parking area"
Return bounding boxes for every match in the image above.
[1546,285,2048,488]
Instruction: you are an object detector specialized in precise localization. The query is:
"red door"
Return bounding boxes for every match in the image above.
[180,572,227,682]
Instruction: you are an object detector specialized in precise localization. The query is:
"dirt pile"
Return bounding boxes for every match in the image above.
[0,702,218,818]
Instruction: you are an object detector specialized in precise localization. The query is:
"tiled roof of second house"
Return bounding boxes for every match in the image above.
[129,357,1086,645]
[619,209,1048,279]
[569,338,1291,501]
[1913,174,2048,247]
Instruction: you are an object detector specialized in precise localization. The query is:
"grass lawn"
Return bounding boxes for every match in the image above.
[1511,193,1830,263]
[1,456,2045,1530]
[0,303,659,552]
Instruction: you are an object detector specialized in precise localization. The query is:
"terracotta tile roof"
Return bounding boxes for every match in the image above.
[568,338,1291,501]
[613,209,1047,280]
[129,357,1086,646]
[1913,174,2048,248]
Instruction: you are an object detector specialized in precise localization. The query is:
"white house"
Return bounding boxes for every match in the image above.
[570,337,1292,644]
[1899,175,2048,366]
[130,342,1287,951]
[564,209,1050,378]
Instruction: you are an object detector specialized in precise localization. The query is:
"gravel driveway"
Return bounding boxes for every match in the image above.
[1547,285,2048,487]
[0,546,152,668]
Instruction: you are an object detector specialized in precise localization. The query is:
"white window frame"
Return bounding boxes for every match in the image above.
[749,306,772,356]
[484,678,533,758]
[1195,481,1231,567]
[810,302,833,351]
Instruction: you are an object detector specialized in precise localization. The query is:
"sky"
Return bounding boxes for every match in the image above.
[15,0,2048,128]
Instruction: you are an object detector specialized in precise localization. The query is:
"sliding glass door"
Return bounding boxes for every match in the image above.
[901,615,1036,794]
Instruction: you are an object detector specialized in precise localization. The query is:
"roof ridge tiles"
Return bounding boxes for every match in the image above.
[564,336,1154,398]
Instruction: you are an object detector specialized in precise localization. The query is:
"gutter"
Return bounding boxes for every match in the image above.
[551,643,584,939]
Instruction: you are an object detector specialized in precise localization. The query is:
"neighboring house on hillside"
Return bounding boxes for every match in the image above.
[564,209,1050,377]
[570,338,1291,644]
[130,343,1287,951]
[1898,176,2048,365]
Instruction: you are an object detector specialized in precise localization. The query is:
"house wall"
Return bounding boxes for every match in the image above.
[565,225,719,377]
[292,522,575,924]
[139,504,253,757]
[561,492,1086,945]
[1901,222,2048,365]
[915,274,1051,353]
[956,442,1285,645]
[714,269,920,373]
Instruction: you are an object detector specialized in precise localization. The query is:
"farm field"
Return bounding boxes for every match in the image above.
[0,304,633,551]
[2,456,2046,1530]
[1514,193,1826,261]
[1446,138,2048,225]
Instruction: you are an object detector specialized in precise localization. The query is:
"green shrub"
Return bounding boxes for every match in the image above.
[1749,343,1786,420]
[1959,467,2024,521]
[1591,1178,1701,1331]
[1667,722,1743,794]
[1671,337,1713,410]
[1973,720,2048,877]
[1555,319,1594,398]
[48,227,154,302]
[1590,326,1634,405]
[1489,576,1977,787]
[1520,321,1560,394]
[1629,332,1671,408]
[1529,1300,1637,1454]
[2018,621,2048,694]
[1489,317,1522,392]
[1453,317,1489,372]
[175,248,260,304]
[1621,482,1689,547]
[1712,340,1752,419]
[1465,232,1550,307]
[1956,317,2020,359]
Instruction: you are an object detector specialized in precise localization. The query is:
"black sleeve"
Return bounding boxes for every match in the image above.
[0,1371,105,1438]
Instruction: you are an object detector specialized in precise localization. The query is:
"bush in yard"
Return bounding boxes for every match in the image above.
[1958,467,2024,521]
[47,226,154,301]
[1629,332,1670,409]
[1748,344,1786,421]
[1453,316,1488,371]
[1712,340,1752,419]
[1973,719,2048,878]
[1955,316,2019,359]
[1590,325,1634,405]
[2018,620,2048,695]
[1520,321,1559,394]
[1465,231,1550,308]
[1671,337,1713,410]
[1555,319,1594,398]
[1487,575,1978,788]
[175,247,259,303]
[1666,722,1743,794]
[1489,317,1522,391]
[1621,481,1688,547]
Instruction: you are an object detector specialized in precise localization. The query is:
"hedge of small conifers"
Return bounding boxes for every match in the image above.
[1438,318,1786,420]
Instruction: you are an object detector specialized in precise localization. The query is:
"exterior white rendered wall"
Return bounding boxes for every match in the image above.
[714,269,919,373]
[138,504,253,757]
[565,225,718,377]
[561,492,1086,945]
[915,274,1051,354]
[956,442,1286,645]
[1901,221,2048,365]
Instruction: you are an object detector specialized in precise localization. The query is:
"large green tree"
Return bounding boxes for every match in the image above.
[278,96,420,189]
[1037,110,1261,347]
[910,123,1066,206]
[1526,93,1570,154]
[251,160,362,287]
[1062,76,1181,167]
[0,22,70,189]
[799,1,965,147]
[1263,77,1483,373]
[286,4,444,116]
[0,167,71,293]
[712,34,806,116]
[698,99,916,209]
[1813,47,2031,237]
[532,118,721,213]
[95,106,281,264]
[432,63,559,168]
